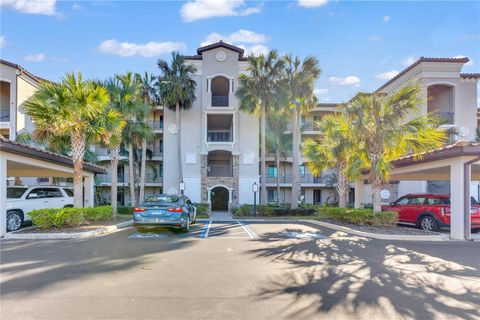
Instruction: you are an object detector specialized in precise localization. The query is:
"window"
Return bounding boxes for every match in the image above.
[268,165,277,177]
[64,189,74,197]
[300,164,305,177]
[426,197,444,205]
[44,188,63,198]
[408,197,426,205]
[27,188,47,199]
[394,197,409,205]
[268,189,278,203]
[7,188,28,199]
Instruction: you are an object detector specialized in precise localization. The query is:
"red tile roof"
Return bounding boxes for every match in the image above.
[184,41,248,61]
[376,57,470,92]
[0,59,53,84]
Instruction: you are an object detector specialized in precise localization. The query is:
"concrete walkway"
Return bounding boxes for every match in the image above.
[209,211,233,221]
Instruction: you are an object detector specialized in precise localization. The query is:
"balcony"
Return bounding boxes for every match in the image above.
[146,173,162,183]
[96,174,125,184]
[207,130,232,142]
[301,122,320,132]
[0,110,9,122]
[264,174,337,185]
[95,148,128,157]
[147,121,163,130]
[147,147,163,157]
[207,164,233,177]
[212,96,229,107]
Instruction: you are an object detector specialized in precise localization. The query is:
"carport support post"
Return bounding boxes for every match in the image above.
[450,161,467,240]
[354,179,365,209]
[0,156,7,236]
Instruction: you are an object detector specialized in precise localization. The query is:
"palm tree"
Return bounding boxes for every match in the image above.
[157,52,197,187]
[281,55,320,209]
[24,73,112,207]
[345,84,446,212]
[266,108,291,204]
[303,113,361,207]
[236,50,285,204]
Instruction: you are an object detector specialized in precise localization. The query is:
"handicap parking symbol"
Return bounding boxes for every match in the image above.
[284,231,327,239]
[128,232,169,239]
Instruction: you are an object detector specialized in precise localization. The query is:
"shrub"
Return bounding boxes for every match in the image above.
[29,208,58,229]
[342,209,373,225]
[29,208,85,229]
[117,206,133,215]
[256,205,275,216]
[233,205,253,216]
[83,206,111,222]
[194,203,209,214]
[272,207,317,216]
[373,211,398,227]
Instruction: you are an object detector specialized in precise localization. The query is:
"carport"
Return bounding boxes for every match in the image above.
[0,137,106,237]
[354,141,480,240]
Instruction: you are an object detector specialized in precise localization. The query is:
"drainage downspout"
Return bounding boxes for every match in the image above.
[464,156,480,241]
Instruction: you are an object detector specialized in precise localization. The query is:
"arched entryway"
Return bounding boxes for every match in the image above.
[211,186,229,211]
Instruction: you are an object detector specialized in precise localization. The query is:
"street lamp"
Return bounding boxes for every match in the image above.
[179,180,185,195]
[252,182,258,217]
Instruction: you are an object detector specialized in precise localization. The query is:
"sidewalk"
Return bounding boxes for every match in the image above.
[208,211,233,221]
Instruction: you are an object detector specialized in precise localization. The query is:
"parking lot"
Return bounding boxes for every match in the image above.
[1,221,479,320]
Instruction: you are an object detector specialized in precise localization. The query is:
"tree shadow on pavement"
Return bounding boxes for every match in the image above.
[246,228,480,320]
[0,228,196,297]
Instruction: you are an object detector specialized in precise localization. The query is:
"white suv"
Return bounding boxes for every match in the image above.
[6,186,74,232]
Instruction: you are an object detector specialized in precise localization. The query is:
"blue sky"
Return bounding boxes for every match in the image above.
[1,0,479,103]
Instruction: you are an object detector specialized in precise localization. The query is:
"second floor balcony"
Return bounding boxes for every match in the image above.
[96,174,125,184]
[207,130,232,142]
[212,95,229,107]
[146,173,162,183]
[207,164,233,177]
[147,121,163,130]
[264,173,337,185]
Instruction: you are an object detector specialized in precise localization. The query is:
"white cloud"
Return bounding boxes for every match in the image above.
[452,55,474,66]
[201,29,269,56]
[298,0,328,8]
[97,39,186,57]
[201,29,267,46]
[0,36,6,49]
[329,76,360,87]
[375,70,400,80]
[401,56,417,67]
[383,15,390,23]
[1,0,56,15]
[368,35,382,42]
[181,0,261,22]
[24,53,45,62]
[314,88,329,95]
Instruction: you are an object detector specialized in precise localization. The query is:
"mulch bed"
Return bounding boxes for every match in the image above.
[17,216,131,234]
[321,218,439,235]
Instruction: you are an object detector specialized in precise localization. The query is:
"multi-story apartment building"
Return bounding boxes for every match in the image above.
[162,42,259,210]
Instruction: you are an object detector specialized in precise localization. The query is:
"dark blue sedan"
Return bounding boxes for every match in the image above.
[133,195,197,232]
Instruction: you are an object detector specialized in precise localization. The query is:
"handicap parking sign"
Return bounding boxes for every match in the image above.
[284,231,327,239]
[128,232,169,239]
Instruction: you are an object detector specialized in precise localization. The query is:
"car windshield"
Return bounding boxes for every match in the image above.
[142,195,181,206]
[64,189,74,197]
[7,188,28,199]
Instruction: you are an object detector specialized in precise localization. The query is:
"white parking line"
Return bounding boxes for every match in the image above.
[236,220,257,238]
[204,221,212,238]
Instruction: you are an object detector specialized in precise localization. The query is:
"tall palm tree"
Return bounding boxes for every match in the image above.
[345,84,446,212]
[136,72,157,203]
[303,113,361,207]
[157,52,197,187]
[281,55,320,209]
[24,73,113,207]
[236,50,285,204]
[266,108,291,204]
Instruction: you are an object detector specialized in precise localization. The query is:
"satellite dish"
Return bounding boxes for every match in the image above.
[459,127,470,137]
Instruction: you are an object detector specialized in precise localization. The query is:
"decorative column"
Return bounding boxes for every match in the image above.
[207,78,212,93]
[450,160,467,240]
[83,175,95,208]
[354,179,365,209]
[228,188,233,204]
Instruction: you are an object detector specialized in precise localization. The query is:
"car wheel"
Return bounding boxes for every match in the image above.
[472,228,480,234]
[64,205,73,208]
[191,209,197,224]
[418,215,439,232]
[181,215,190,233]
[7,211,23,232]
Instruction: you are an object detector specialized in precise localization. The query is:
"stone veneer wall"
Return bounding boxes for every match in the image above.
[201,154,239,211]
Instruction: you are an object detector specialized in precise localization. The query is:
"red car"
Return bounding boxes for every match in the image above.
[382,193,480,232]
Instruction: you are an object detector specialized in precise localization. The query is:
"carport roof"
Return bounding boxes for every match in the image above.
[0,137,106,174]
[391,140,480,169]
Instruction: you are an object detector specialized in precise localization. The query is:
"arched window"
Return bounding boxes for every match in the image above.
[1,81,10,122]
[427,84,454,124]
[211,76,229,107]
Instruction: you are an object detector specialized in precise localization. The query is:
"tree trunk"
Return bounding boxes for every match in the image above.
[336,164,349,208]
[276,147,281,205]
[260,101,267,205]
[372,174,382,213]
[110,146,119,218]
[71,131,86,208]
[139,140,147,203]
[175,102,183,195]
[128,143,136,207]
[291,108,299,209]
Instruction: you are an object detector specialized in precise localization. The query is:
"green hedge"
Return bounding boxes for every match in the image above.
[318,207,398,227]
[194,203,209,214]
[29,206,114,229]
[117,206,133,215]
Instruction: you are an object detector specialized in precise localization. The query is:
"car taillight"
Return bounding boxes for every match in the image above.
[134,207,145,212]
[441,207,451,216]
[168,207,183,212]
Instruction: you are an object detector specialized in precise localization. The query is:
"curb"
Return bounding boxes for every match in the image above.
[3,220,133,240]
[302,220,450,241]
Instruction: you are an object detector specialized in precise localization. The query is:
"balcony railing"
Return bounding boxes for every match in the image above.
[301,122,320,132]
[212,95,229,107]
[264,174,337,185]
[207,164,233,177]
[207,130,232,142]
[95,148,128,157]
[96,174,125,184]
[147,121,163,130]
[146,173,162,183]
[147,147,163,157]
[0,110,10,122]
